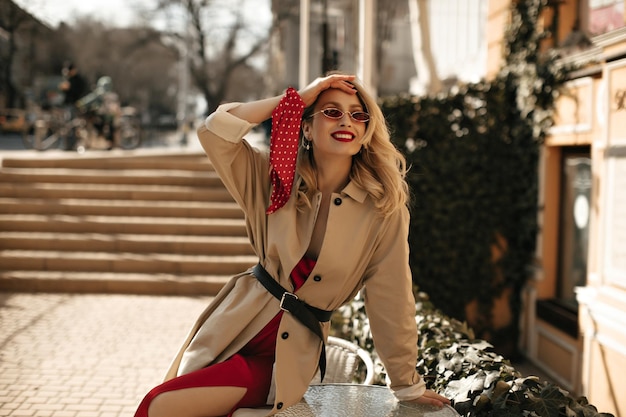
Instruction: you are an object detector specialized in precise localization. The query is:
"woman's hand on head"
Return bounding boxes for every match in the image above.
[298,74,357,107]
[405,389,451,409]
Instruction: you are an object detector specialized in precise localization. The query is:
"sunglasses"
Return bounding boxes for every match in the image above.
[310,108,370,123]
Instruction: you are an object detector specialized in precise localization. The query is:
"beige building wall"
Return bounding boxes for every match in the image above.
[577,56,626,416]
[486,0,510,80]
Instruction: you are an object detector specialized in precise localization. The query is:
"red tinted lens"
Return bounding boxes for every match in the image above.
[351,112,370,122]
[322,108,344,119]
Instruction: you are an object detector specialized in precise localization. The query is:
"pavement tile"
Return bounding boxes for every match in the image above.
[50,412,77,417]
[0,292,211,417]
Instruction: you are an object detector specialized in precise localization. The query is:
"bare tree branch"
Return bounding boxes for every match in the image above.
[153,0,274,114]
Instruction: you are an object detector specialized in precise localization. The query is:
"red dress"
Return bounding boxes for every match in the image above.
[134,256,317,417]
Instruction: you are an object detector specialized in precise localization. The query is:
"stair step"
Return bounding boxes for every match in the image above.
[0,198,244,218]
[1,151,212,171]
[0,250,257,275]
[0,167,222,187]
[0,232,254,255]
[0,270,230,295]
[0,182,234,202]
[0,214,248,236]
[0,150,256,296]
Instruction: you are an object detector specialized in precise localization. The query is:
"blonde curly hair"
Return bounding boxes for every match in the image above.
[295,77,409,217]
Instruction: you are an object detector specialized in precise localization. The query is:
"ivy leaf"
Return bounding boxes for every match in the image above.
[492,404,523,417]
[452,399,473,416]
[526,385,567,417]
[566,396,613,417]
[469,340,493,351]
[461,348,483,366]
[473,394,491,412]
[444,373,486,402]
[494,380,512,399]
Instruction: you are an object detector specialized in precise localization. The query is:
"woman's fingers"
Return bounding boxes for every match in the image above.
[320,74,355,91]
[407,389,451,409]
[331,79,358,94]
[299,74,356,106]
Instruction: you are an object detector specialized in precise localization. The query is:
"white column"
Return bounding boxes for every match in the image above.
[357,0,376,96]
[299,0,311,89]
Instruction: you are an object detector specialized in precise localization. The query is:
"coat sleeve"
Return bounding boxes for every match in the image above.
[197,103,271,253]
[361,205,426,400]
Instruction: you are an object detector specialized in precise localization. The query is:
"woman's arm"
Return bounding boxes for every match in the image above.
[226,96,282,124]
[362,207,450,408]
[225,73,358,124]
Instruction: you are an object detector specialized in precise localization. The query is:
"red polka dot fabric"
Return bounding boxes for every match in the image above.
[266,87,305,214]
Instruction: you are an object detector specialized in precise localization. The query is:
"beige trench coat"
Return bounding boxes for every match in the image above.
[163,104,423,415]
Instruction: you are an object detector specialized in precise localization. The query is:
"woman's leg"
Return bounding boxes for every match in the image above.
[148,386,246,417]
[135,354,273,417]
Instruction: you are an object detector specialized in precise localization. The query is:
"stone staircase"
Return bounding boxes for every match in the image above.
[0,150,257,295]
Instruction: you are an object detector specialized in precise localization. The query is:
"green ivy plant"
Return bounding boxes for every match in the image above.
[332,293,614,417]
[379,0,572,356]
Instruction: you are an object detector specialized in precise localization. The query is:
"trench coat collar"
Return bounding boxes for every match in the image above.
[341,181,367,203]
[293,176,368,204]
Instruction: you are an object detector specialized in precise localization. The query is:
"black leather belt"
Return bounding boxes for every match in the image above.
[252,263,332,380]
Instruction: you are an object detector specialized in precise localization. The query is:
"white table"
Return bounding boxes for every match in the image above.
[275,384,459,417]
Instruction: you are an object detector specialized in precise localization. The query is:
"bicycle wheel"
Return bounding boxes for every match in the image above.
[21,120,63,150]
[117,112,142,149]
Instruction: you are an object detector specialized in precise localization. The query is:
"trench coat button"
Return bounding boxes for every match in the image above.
[277,402,284,409]
[281,332,289,339]
[333,197,342,206]
[313,275,322,282]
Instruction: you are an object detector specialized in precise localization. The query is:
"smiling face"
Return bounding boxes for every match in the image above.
[302,88,368,161]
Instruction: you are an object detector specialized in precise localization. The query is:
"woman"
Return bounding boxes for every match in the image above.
[134,73,450,417]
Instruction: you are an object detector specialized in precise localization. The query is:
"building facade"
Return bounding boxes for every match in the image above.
[486,1,625,415]
[269,0,487,95]
[0,0,55,109]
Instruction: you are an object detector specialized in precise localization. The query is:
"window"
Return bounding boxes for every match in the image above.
[537,146,591,337]
[588,0,624,35]
[557,147,592,310]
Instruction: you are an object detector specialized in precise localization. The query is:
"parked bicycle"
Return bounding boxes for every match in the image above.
[22,106,142,151]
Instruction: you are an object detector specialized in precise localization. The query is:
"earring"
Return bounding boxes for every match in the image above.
[303,138,311,150]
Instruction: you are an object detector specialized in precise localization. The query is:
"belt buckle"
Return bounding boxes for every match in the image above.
[280,292,298,312]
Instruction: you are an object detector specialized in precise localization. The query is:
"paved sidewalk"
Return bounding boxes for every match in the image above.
[0,292,212,417]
